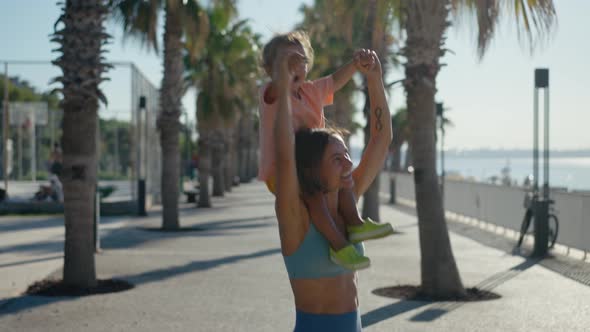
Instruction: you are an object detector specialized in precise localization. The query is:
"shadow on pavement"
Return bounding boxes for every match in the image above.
[0,255,63,269]
[0,238,64,256]
[102,216,275,249]
[0,215,275,254]
[0,217,63,233]
[162,215,276,231]
[363,258,539,326]
[408,258,539,322]
[0,247,281,317]
[0,215,122,233]
[0,295,78,317]
[361,300,429,328]
[120,247,281,286]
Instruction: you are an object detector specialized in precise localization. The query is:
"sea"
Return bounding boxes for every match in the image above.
[350,147,590,192]
[441,156,590,191]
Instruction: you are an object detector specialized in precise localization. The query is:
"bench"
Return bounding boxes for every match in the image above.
[184,189,199,203]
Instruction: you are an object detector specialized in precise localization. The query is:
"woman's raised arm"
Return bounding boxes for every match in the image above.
[273,51,306,252]
[352,52,393,198]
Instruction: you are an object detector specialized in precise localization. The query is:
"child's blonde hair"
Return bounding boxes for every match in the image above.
[261,30,314,76]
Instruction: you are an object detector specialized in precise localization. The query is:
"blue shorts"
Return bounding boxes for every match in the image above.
[294,309,362,332]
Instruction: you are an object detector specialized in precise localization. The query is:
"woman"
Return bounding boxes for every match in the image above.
[273,48,392,332]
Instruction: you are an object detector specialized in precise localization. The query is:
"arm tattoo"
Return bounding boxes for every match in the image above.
[374,107,383,131]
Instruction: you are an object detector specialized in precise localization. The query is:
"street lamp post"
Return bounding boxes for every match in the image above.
[2,63,8,191]
[137,95,147,216]
[532,68,550,257]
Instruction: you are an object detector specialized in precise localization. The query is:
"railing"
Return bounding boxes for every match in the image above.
[0,60,161,214]
[387,172,590,253]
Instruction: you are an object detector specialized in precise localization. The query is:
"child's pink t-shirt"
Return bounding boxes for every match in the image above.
[258,76,335,181]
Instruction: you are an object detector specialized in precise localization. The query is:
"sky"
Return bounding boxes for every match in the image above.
[0,0,588,150]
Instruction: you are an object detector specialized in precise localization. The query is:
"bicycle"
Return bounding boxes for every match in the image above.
[516,191,559,249]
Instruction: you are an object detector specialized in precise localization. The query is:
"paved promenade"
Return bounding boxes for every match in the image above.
[1,181,589,331]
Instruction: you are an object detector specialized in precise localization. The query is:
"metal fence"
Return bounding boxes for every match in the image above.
[0,60,161,209]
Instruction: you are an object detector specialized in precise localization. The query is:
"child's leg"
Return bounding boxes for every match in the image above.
[338,188,364,226]
[304,192,349,250]
[305,192,371,270]
[339,188,395,243]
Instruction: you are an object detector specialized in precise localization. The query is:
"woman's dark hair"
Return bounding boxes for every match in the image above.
[295,126,349,195]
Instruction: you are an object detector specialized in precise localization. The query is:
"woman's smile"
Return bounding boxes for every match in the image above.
[341,171,354,187]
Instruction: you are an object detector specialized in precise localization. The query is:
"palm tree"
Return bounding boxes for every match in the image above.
[400,0,556,298]
[51,0,110,288]
[220,25,261,189]
[185,8,261,206]
[299,0,360,136]
[109,0,209,230]
[299,0,393,141]
[236,107,258,183]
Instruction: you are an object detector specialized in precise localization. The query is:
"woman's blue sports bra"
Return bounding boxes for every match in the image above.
[283,222,365,279]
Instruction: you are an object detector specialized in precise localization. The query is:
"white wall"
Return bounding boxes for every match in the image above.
[391,172,590,252]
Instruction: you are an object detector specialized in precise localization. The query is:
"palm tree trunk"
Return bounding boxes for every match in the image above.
[404,0,465,298]
[197,135,211,207]
[248,142,257,180]
[53,0,109,288]
[158,3,183,230]
[223,127,234,191]
[249,121,259,180]
[62,110,98,287]
[246,114,258,182]
[211,137,225,196]
[232,123,240,185]
[239,146,248,182]
[237,115,249,182]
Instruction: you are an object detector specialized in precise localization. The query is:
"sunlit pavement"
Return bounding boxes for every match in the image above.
[1,181,589,331]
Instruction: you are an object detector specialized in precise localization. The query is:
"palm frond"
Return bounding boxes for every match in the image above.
[451,0,556,58]
[508,0,557,52]
[188,8,261,127]
[109,0,161,52]
[182,0,210,60]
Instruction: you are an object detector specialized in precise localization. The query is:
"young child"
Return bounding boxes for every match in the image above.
[258,31,394,270]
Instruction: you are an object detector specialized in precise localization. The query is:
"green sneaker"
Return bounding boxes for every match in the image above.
[348,218,394,243]
[330,244,371,270]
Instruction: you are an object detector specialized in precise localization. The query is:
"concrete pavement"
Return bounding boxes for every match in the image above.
[1,181,589,331]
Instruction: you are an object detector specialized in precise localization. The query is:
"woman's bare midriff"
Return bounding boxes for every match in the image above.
[289,272,359,314]
[282,196,359,314]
